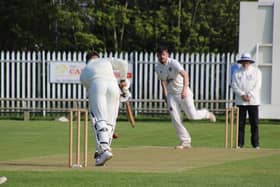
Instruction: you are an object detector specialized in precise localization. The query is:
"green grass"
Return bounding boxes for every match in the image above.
[0,118,280,187]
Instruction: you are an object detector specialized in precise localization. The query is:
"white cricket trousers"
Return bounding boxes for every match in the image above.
[88,79,120,153]
[167,88,210,144]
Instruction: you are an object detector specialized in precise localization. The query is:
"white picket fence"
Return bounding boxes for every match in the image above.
[0,51,236,116]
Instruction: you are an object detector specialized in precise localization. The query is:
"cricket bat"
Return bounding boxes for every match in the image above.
[125,101,135,128]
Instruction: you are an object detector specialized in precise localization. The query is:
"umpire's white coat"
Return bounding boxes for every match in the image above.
[232,65,262,106]
[80,58,128,153]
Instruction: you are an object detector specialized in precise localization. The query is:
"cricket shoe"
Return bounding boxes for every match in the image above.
[95,150,113,166]
[94,147,112,159]
[208,112,216,122]
[0,176,7,185]
[175,143,191,150]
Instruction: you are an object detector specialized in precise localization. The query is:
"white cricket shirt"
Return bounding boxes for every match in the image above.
[155,58,185,95]
[80,58,128,88]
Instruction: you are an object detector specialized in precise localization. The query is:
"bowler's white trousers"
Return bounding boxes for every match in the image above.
[167,88,210,145]
[88,78,120,153]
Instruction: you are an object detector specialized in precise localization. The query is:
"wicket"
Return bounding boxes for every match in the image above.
[225,107,239,148]
[69,109,88,168]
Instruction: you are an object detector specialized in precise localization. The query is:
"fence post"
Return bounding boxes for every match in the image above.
[24,111,30,121]
[134,51,138,116]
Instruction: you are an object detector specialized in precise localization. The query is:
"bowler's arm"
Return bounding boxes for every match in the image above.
[179,70,189,98]
[160,80,168,102]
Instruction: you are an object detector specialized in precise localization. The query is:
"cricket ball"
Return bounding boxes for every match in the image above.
[113,132,119,139]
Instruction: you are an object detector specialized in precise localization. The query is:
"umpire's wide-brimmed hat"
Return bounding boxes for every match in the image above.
[237,53,255,63]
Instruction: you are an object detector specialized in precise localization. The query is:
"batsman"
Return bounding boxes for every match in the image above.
[80,51,130,166]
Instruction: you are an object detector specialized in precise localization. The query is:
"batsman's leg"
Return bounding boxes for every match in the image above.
[89,113,99,158]
[106,82,120,146]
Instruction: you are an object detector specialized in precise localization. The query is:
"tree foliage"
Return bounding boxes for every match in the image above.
[0,0,244,52]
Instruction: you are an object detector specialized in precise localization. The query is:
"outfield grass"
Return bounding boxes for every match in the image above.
[0,118,280,186]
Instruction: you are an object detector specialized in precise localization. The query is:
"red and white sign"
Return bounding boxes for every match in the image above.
[49,62,133,83]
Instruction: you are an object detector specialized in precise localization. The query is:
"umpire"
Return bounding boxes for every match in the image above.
[232,53,262,149]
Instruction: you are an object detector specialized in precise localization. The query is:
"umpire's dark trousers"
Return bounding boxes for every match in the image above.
[237,105,259,148]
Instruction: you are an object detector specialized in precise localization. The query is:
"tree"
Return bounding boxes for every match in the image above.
[50,0,103,51]
[0,0,51,50]
[0,0,242,52]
